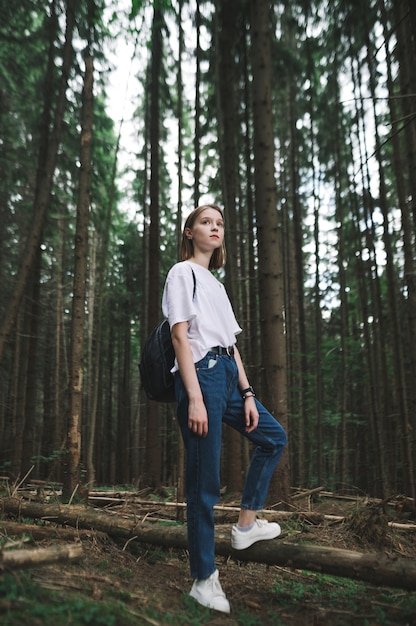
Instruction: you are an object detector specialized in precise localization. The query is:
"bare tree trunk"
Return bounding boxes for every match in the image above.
[174,0,185,507]
[176,0,184,247]
[10,306,29,479]
[85,231,97,486]
[390,0,416,470]
[146,6,163,489]
[87,111,122,486]
[21,248,42,478]
[194,0,201,207]
[62,53,93,500]
[305,41,324,486]
[241,28,259,397]
[249,0,289,504]
[0,544,83,571]
[282,16,308,489]
[215,0,243,494]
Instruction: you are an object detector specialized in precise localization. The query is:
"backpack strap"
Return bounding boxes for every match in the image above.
[191,268,196,300]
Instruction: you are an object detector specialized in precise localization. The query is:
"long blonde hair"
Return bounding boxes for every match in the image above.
[180,204,226,270]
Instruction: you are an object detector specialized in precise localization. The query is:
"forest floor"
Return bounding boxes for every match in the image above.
[1,488,416,625]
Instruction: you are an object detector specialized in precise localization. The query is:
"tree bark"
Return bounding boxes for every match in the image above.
[21,249,42,479]
[282,15,308,490]
[193,0,201,207]
[0,520,105,541]
[0,543,83,572]
[145,5,163,489]
[215,0,243,494]
[1,498,415,590]
[62,53,93,500]
[249,0,290,504]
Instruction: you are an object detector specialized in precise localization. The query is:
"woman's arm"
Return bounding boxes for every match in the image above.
[233,345,259,433]
[171,321,209,437]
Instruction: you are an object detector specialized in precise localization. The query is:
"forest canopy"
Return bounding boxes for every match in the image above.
[0,0,415,504]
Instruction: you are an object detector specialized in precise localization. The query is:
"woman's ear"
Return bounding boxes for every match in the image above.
[185,227,192,240]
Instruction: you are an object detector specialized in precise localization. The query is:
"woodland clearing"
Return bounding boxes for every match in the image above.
[1,486,416,625]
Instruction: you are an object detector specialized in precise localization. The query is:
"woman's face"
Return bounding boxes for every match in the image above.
[186,207,224,254]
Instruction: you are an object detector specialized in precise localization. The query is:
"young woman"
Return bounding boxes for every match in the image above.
[162,204,287,614]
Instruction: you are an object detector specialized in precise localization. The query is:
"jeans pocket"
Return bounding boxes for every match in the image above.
[195,353,218,371]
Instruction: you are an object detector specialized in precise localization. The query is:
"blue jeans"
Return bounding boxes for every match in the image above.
[174,350,287,580]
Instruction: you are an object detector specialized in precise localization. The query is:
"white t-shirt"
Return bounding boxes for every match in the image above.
[162,260,242,371]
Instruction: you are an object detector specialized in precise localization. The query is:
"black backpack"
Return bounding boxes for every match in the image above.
[139,269,196,402]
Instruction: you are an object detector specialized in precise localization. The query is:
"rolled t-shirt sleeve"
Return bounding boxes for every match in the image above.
[162,265,196,328]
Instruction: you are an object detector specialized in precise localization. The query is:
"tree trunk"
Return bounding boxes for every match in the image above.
[0,543,83,572]
[10,305,29,480]
[241,27,260,399]
[249,0,290,504]
[87,117,121,486]
[332,64,349,490]
[176,0,184,246]
[175,0,185,507]
[145,6,163,488]
[305,40,324,487]
[62,53,93,500]
[85,231,97,487]
[193,0,201,207]
[283,16,308,489]
[215,0,243,494]
[21,247,43,478]
[391,0,416,465]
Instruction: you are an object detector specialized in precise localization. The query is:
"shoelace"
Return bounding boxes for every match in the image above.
[208,576,225,597]
[256,519,267,527]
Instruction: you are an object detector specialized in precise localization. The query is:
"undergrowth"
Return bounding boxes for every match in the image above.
[0,571,136,625]
[1,566,416,625]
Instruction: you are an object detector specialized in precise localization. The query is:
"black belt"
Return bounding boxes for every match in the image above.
[210,345,234,357]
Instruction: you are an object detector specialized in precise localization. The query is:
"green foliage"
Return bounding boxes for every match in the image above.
[271,571,416,624]
[30,450,65,465]
[0,572,137,626]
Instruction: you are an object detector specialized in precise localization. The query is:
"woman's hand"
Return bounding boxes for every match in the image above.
[244,396,259,433]
[233,345,259,433]
[188,397,209,437]
[171,321,208,436]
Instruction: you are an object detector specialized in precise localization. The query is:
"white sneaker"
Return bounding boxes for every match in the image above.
[189,569,231,613]
[231,518,281,550]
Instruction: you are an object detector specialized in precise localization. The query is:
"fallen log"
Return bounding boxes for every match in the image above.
[1,496,415,590]
[0,543,83,571]
[0,520,107,541]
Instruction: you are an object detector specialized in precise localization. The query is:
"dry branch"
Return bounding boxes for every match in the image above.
[291,486,325,500]
[2,496,416,590]
[0,543,83,571]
